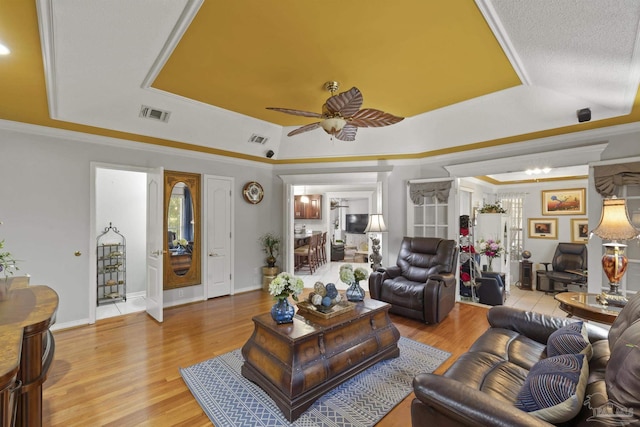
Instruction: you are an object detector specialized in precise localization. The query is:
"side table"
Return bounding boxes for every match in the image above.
[555,292,621,325]
[518,260,533,290]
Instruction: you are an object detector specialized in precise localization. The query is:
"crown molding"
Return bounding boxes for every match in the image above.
[0,119,273,170]
[36,0,58,118]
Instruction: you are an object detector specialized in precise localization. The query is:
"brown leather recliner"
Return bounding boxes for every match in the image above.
[411,291,640,426]
[369,237,458,324]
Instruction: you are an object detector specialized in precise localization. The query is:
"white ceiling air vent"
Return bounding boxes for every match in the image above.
[139,105,171,123]
[249,133,269,144]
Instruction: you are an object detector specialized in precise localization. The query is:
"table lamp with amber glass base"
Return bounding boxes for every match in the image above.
[592,197,639,294]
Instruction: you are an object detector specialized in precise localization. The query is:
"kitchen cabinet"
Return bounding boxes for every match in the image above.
[294,195,322,219]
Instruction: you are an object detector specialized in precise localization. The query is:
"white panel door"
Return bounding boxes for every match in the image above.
[146,167,164,322]
[205,176,232,298]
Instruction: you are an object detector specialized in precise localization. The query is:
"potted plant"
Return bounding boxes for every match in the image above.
[0,239,19,300]
[259,232,281,291]
[478,203,507,214]
[259,232,281,267]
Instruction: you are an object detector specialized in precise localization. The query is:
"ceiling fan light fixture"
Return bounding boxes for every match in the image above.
[320,117,346,135]
[267,84,403,141]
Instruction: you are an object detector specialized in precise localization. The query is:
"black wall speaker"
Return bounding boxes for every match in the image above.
[266,150,275,158]
[577,108,591,123]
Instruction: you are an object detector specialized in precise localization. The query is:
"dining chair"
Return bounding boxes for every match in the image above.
[294,234,318,273]
[318,232,327,265]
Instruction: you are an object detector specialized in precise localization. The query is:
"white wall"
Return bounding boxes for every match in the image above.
[96,168,147,295]
[0,126,278,327]
[518,179,589,269]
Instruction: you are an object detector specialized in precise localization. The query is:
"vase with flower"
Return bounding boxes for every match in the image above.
[478,238,504,272]
[340,264,368,302]
[268,272,304,324]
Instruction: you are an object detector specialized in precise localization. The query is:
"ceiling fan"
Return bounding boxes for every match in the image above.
[330,199,349,210]
[267,81,404,141]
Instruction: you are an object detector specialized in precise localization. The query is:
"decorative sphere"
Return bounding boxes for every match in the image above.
[314,282,327,296]
[325,283,338,299]
[522,250,532,259]
[311,294,323,306]
[322,296,332,307]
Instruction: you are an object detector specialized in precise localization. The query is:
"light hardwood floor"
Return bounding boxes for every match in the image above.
[45,289,492,427]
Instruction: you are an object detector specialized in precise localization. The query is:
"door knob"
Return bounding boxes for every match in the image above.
[209,253,218,257]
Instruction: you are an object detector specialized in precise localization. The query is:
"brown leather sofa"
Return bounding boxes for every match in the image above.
[411,291,640,426]
[369,237,458,324]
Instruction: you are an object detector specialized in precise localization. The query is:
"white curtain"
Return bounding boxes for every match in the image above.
[498,192,527,261]
[409,181,452,204]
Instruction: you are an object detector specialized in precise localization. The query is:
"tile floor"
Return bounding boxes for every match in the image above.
[96,261,606,328]
[96,294,147,320]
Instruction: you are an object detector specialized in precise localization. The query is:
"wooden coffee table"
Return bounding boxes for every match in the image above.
[555,292,622,324]
[241,298,400,421]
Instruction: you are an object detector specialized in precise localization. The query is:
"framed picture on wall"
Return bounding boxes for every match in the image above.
[541,188,586,215]
[571,218,589,243]
[528,218,558,239]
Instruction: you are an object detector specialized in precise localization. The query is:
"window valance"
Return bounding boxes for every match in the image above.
[409,181,452,204]
[594,162,640,197]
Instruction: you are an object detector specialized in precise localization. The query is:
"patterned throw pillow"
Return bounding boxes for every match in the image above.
[515,354,589,423]
[547,321,593,360]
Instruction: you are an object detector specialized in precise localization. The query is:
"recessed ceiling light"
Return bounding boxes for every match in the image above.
[525,167,552,175]
[0,43,10,55]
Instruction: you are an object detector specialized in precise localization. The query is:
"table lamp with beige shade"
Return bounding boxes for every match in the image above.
[592,197,640,294]
[364,214,387,271]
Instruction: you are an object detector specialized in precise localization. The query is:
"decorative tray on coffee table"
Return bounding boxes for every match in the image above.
[296,301,355,319]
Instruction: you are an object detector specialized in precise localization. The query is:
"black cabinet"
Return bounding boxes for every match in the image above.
[519,260,533,290]
[331,244,344,261]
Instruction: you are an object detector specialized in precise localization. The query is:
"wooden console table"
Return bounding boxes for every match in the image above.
[0,279,58,427]
[241,298,400,421]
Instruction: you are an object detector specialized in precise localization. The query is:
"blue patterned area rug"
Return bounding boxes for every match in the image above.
[180,337,450,427]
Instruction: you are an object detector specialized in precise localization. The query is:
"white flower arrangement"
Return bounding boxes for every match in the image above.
[339,264,368,284]
[269,272,304,301]
[173,238,188,247]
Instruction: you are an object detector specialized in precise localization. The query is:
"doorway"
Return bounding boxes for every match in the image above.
[92,165,149,322]
[280,170,385,275]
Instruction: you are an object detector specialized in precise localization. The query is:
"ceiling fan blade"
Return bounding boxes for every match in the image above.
[266,107,322,119]
[335,124,358,141]
[323,87,363,118]
[349,108,404,128]
[287,122,321,137]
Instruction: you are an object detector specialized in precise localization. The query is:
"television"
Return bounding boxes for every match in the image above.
[345,214,369,234]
